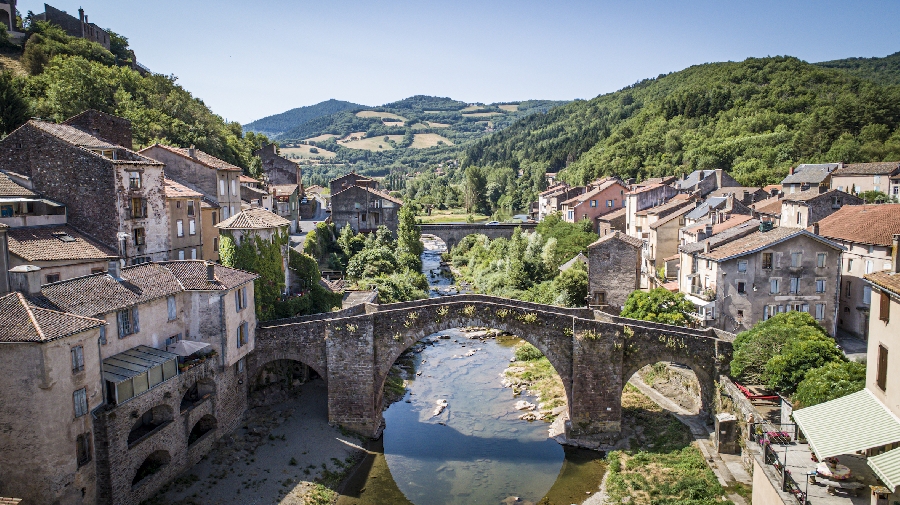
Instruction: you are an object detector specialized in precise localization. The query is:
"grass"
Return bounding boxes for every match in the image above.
[462,112,502,117]
[505,344,566,414]
[341,135,402,151]
[603,385,732,505]
[355,110,407,121]
[415,208,490,224]
[498,104,519,112]
[304,133,340,142]
[425,121,450,128]
[280,145,337,159]
[409,133,454,148]
[0,49,25,77]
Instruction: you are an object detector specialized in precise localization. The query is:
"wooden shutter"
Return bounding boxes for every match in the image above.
[878,345,889,391]
[235,290,241,311]
[132,307,140,333]
[881,292,891,322]
[242,288,247,310]
[117,311,125,337]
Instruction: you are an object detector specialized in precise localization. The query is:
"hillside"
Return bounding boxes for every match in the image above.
[244,99,364,137]
[815,51,900,86]
[463,56,900,187]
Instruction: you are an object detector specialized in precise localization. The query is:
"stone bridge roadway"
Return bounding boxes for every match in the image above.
[418,223,537,249]
[251,295,734,443]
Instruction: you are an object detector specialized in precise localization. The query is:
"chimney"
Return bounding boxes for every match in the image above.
[705,224,713,237]
[812,223,820,235]
[893,234,900,274]
[704,240,711,254]
[790,166,796,175]
[107,259,121,280]
[9,265,42,295]
[206,262,216,282]
[78,8,85,38]
[188,145,196,158]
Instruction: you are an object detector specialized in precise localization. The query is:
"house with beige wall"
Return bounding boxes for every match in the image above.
[7,226,116,283]
[830,161,900,196]
[779,189,861,228]
[164,179,204,261]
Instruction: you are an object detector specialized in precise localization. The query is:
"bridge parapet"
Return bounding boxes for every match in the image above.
[419,223,537,249]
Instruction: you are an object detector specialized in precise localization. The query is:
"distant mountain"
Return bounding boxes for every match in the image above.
[244,99,365,137]
[815,51,900,86]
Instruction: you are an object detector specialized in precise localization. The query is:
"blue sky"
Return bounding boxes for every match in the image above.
[20,0,900,124]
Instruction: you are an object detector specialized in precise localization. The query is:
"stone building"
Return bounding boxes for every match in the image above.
[0,0,18,33]
[586,231,643,312]
[0,260,258,504]
[781,163,839,194]
[271,184,299,231]
[683,225,843,334]
[64,109,133,150]
[672,169,740,197]
[0,119,170,264]
[830,161,900,196]
[537,183,584,221]
[750,195,784,226]
[779,189,862,228]
[164,179,204,261]
[215,207,292,289]
[7,226,116,282]
[814,204,900,339]
[330,176,403,234]
[624,182,679,236]
[254,143,302,188]
[140,144,243,222]
[0,170,67,227]
[32,3,110,49]
[560,177,628,226]
[595,207,626,237]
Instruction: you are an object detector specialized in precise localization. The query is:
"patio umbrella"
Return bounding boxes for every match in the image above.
[166,340,211,357]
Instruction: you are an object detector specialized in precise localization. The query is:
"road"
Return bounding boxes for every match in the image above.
[290,197,328,251]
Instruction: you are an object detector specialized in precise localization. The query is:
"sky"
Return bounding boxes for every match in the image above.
[19,0,900,124]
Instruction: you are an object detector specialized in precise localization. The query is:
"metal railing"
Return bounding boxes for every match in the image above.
[751,422,807,505]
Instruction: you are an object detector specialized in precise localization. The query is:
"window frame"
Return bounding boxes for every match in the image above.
[762,252,773,270]
[71,345,85,373]
[167,295,177,321]
[791,252,802,267]
[176,219,184,238]
[76,432,93,467]
[817,253,826,268]
[128,171,142,190]
[133,228,145,246]
[877,344,888,391]
[73,387,88,418]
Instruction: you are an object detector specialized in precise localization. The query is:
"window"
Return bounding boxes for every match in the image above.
[762,253,773,269]
[590,200,597,208]
[129,171,141,190]
[877,344,888,391]
[237,322,249,348]
[791,252,802,267]
[45,273,61,283]
[187,200,195,216]
[846,281,852,298]
[189,219,196,236]
[864,286,872,305]
[176,200,181,209]
[789,277,800,294]
[866,260,874,274]
[235,287,248,312]
[592,291,606,305]
[74,388,88,417]
[76,432,92,467]
[99,318,106,345]
[815,303,825,320]
[737,281,746,294]
[212,212,218,225]
[176,220,184,237]
[881,291,891,322]
[816,279,825,293]
[737,260,748,273]
[164,333,182,347]
[191,248,197,260]
[231,179,237,196]
[167,296,177,320]
[71,346,84,373]
[817,253,826,268]
[796,211,802,225]
[847,258,854,271]
[133,228,145,246]
[131,198,147,219]
[219,178,226,196]
[770,278,780,294]
[178,250,185,260]
[117,307,139,337]
[737,310,744,319]
[237,358,245,373]
[213,237,219,251]
[607,200,614,208]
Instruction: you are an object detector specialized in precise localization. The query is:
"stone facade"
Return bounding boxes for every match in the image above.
[419,223,537,250]
[0,120,170,264]
[779,189,862,228]
[63,110,133,150]
[586,232,643,311]
[254,144,302,188]
[331,184,402,234]
[35,4,110,49]
[329,172,376,196]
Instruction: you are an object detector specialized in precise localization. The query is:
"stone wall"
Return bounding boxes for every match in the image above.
[419,223,537,250]
[254,144,301,187]
[63,110,133,149]
[587,235,641,311]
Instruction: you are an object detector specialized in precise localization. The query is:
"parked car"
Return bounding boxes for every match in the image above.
[486,221,500,225]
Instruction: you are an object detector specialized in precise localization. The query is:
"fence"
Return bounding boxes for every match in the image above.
[752,422,808,505]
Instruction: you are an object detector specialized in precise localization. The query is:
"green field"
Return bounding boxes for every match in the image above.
[356,110,408,121]
[460,105,483,112]
[409,133,454,148]
[462,112,502,117]
[498,104,519,112]
[425,121,450,128]
[341,135,403,151]
[280,145,337,159]
[304,133,340,143]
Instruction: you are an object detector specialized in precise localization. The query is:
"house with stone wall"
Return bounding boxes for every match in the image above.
[64,109,133,150]
[586,231,643,312]
[779,189,862,228]
[672,169,740,197]
[781,163,840,195]
[6,226,116,282]
[330,175,403,234]
[0,259,257,505]
[33,3,110,49]
[254,143,302,189]
[0,119,170,264]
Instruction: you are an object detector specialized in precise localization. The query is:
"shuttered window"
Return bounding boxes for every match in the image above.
[117,307,140,337]
[877,345,889,391]
[237,322,249,348]
[189,219,196,235]
[76,433,92,467]
[167,296,177,320]
[71,346,84,373]
[74,388,88,417]
[881,292,891,322]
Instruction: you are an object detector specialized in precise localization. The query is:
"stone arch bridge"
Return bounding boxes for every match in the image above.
[251,295,734,442]
[418,223,537,250]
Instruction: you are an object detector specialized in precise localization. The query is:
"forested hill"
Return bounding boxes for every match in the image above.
[463,56,900,186]
[244,99,365,137]
[815,51,900,86]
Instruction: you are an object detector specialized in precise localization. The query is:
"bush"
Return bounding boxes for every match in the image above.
[764,334,846,393]
[793,361,865,408]
[514,343,544,361]
[730,311,828,383]
[620,288,694,326]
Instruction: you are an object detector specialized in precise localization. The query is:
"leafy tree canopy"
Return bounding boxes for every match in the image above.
[793,360,865,408]
[620,288,695,327]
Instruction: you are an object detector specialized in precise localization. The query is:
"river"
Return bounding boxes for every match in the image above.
[336,237,604,505]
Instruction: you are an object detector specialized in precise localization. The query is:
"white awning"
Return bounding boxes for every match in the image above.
[166,340,211,357]
[869,447,900,491]
[683,293,714,308]
[793,389,900,459]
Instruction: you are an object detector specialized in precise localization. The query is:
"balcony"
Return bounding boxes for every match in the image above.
[690,286,716,302]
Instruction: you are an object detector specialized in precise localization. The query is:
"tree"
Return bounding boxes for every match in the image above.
[858,190,893,203]
[397,205,424,258]
[553,261,588,307]
[0,71,30,135]
[764,334,845,393]
[464,166,488,214]
[793,361,865,408]
[620,288,695,326]
[730,311,830,383]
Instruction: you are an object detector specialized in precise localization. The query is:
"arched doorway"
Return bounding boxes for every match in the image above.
[250,358,323,407]
[128,405,174,447]
[188,414,218,446]
[132,450,170,487]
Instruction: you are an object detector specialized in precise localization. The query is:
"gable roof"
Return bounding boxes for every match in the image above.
[559,253,588,272]
[814,204,900,246]
[866,270,900,297]
[674,170,717,189]
[596,207,627,221]
[332,184,403,205]
[649,205,694,229]
[141,144,242,172]
[699,227,843,261]
[271,184,299,197]
[782,189,858,204]
[781,163,839,185]
[684,197,728,220]
[28,121,160,165]
[683,214,754,236]
[7,226,116,262]
[561,186,602,206]
[680,219,761,254]
[0,172,36,197]
[163,178,203,199]
[160,261,257,291]
[239,175,258,184]
[587,231,644,249]
[752,196,784,216]
[0,292,104,343]
[215,207,291,230]
[832,162,900,176]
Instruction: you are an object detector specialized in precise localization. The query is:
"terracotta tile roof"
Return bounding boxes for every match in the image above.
[0,172,36,197]
[239,175,258,183]
[782,189,855,203]
[814,204,900,246]
[540,183,570,196]
[833,162,900,176]
[7,226,116,262]
[636,195,691,216]
[683,215,753,236]
[305,185,326,195]
[242,185,268,196]
[680,219,761,254]
[31,120,119,149]
[141,144,242,172]
[626,182,664,195]
[271,184,299,197]
[319,278,345,293]
[163,178,203,199]
[562,187,602,206]
[866,270,900,297]
[215,207,291,230]
[0,292,104,343]
[699,227,842,261]
[763,184,782,193]
[31,263,184,317]
[332,184,404,205]
[752,196,783,216]
[587,231,644,249]
[596,207,626,221]
[160,261,257,291]
[649,205,694,229]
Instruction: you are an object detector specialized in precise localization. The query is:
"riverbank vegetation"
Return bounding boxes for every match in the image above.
[504,343,567,419]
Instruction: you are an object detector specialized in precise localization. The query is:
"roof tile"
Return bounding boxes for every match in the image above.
[0,292,104,343]
[815,204,900,246]
[7,226,116,262]
[215,207,292,230]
